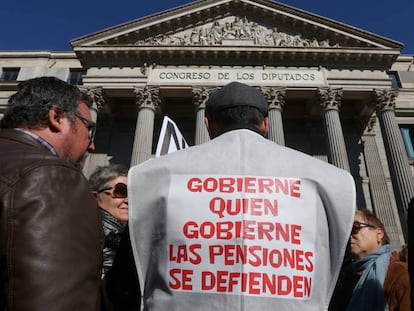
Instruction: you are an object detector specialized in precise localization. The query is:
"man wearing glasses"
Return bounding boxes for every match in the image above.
[0,76,103,311]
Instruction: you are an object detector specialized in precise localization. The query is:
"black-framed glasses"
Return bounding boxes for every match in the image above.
[98,182,128,199]
[74,113,96,140]
[352,221,376,235]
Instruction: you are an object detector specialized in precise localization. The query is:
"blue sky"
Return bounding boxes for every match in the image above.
[1,0,413,54]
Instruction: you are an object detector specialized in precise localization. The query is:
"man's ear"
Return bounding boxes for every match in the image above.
[260,117,269,137]
[204,117,214,138]
[376,228,385,245]
[48,107,65,133]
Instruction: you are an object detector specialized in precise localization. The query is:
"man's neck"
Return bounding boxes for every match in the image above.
[14,128,59,156]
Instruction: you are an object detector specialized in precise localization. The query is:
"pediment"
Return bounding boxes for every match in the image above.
[72,0,402,51]
[71,0,402,68]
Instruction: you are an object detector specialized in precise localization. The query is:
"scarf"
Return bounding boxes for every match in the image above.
[346,244,391,311]
[100,208,126,273]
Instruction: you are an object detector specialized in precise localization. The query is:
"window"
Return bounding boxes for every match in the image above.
[68,69,84,85]
[400,125,414,160]
[388,72,401,89]
[1,68,20,81]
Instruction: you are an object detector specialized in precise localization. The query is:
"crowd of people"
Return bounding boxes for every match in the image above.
[0,77,411,311]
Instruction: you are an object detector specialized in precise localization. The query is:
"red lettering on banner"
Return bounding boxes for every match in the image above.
[169,244,201,264]
[182,220,302,243]
[206,244,313,271]
[293,275,312,298]
[289,180,301,198]
[200,271,312,296]
[201,271,215,290]
[169,269,194,290]
[209,197,278,219]
[305,251,314,272]
[244,177,256,193]
[278,275,292,295]
[209,245,223,263]
[248,272,261,294]
[187,177,301,198]
[167,175,314,298]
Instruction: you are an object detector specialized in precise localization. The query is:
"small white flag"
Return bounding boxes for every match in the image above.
[155,116,189,157]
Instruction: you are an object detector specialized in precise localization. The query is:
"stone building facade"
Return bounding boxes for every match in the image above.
[1,0,414,249]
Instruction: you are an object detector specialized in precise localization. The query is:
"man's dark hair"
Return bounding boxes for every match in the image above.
[1,76,92,129]
[207,106,265,135]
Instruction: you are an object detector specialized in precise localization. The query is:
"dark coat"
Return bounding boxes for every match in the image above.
[103,227,141,311]
[330,250,411,311]
[0,129,104,311]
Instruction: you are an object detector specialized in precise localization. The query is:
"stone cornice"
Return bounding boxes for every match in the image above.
[0,51,77,59]
[74,45,400,68]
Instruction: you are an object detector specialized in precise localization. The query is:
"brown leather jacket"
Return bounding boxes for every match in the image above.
[0,129,104,311]
[384,252,411,311]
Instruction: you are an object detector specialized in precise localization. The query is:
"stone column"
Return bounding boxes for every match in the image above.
[261,87,285,145]
[373,89,414,238]
[130,86,161,166]
[192,87,214,145]
[318,87,350,172]
[362,116,405,248]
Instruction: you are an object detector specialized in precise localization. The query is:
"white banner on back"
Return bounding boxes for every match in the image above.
[155,116,189,157]
[166,174,316,299]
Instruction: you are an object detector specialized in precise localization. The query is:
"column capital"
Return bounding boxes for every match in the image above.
[318,87,343,111]
[260,87,286,111]
[372,89,398,112]
[78,86,104,111]
[192,87,217,110]
[134,86,161,112]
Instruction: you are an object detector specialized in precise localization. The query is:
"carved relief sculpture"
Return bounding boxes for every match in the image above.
[134,16,340,48]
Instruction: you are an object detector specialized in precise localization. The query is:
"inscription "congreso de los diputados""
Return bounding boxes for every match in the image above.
[148,68,326,86]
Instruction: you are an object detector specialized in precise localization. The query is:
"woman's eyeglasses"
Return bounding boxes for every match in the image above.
[351,221,376,235]
[98,183,127,199]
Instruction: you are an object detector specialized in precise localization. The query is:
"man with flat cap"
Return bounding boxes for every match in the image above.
[126,82,356,311]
